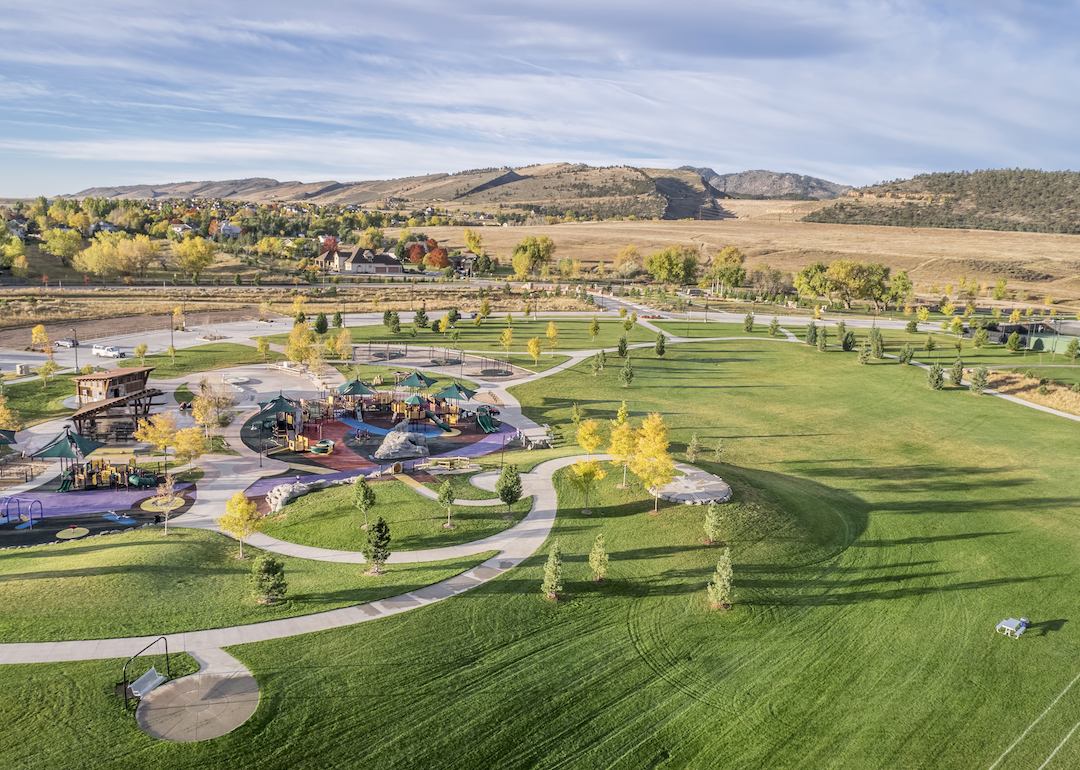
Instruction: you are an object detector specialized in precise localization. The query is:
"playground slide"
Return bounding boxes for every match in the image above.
[57,478,71,493]
[476,413,500,434]
[425,411,452,432]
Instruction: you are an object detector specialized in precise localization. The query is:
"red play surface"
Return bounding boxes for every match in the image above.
[298,420,374,472]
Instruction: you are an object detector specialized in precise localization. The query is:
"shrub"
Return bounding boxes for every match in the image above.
[905,320,918,334]
[249,555,287,604]
[969,367,988,394]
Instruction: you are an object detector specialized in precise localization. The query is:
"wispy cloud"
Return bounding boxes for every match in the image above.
[1,1,1079,195]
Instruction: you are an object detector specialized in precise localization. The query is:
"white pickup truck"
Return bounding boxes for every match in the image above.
[92,344,126,358]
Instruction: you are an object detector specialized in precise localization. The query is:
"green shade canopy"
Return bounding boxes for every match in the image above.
[434,382,477,401]
[34,429,105,459]
[0,429,16,445]
[398,371,437,389]
[338,379,378,396]
[404,394,426,406]
[260,393,301,415]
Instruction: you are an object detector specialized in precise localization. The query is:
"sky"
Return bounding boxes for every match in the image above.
[1,0,1078,196]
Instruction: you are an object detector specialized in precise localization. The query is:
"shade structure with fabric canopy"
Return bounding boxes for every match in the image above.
[403,394,426,406]
[34,428,105,460]
[338,379,378,397]
[397,371,437,390]
[259,392,301,415]
[0,428,17,446]
[434,382,477,402]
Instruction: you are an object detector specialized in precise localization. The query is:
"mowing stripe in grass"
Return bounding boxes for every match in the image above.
[989,668,1080,770]
[1037,722,1080,770]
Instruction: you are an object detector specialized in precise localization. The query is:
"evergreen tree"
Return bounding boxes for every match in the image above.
[589,533,609,582]
[804,322,817,346]
[970,366,989,394]
[842,330,857,351]
[541,539,564,599]
[743,312,754,332]
[571,402,582,425]
[836,320,846,342]
[332,310,343,328]
[1006,332,1021,351]
[817,325,829,352]
[314,312,329,335]
[924,334,937,353]
[617,335,628,358]
[1065,339,1079,362]
[898,344,915,364]
[707,547,734,609]
[857,340,870,364]
[354,475,376,530]
[768,317,780,337]
[620,356,634,388]
[686,433,699,463]
[382,309,392,327]
[589,316,600,341]
[295,311,306,325]
[361,516,391,575]
[249,555,287,604]
[654,331,666,358]
[389,312,400,334]
[973,328,989,348]
[906,320,918,334]
[713,438,725,463]
[950,358,965,388]
[495,464,522,517]
[704,502,722,545]
[869,327,884,359]
[414,307,429,328]
[927,363,944,390]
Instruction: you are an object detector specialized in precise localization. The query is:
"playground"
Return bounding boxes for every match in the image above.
[4,306,1080,769]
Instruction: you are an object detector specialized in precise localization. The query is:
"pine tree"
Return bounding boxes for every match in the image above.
[707,547,734,610]
[541,539,564,599]
[389,312,400,334]
[924,334,937,353]
[589,533,609,582]
[898,344,914,364]
[927,363,944,390]
[249,555,287,604]
[620,356,634,388]
[617,335,628,358]
[686,433,699,463]
[654,332,666,358]
[1006,332,1021,351]
[571,402,582,425]
[869,327,884,359]
[495,464,522,518]
[842,330,856,351]
[382,309,392,327]
[704,502,722,545]
[906,320,918,334]
[713,438,725,463]
[804,322,817,346]
[414,307,429,328]
[743,312,754,332]
[857,340,870,364]
[361,516,391,575]
[314,312,329,335]
[1065,339,1079,362]
[836,320,846,341]
[950,358,965,388]
[970,366,989,394]
[768,317,780,337]
[817,325,829,352]
[332,310,343,328]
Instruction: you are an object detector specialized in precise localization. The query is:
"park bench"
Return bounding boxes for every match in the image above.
[996,618,1029,639]
[129,667,166,698]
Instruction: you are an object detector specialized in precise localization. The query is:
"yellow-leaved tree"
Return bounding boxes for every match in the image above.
[629,413,674,512]
[134,411,178,472]
[286,321,314,363]
[527,337,542,365]
[216,492,263,558]
[499,327,514,357]
[334,328,353,360]
[546,321,559,358]
[0,391,22,432]
[576,418,604,456]
[174,236,217,278]
[31,324,51,356]
[570,459,606,515]
[607,418,636,489]
[173,425,208,470]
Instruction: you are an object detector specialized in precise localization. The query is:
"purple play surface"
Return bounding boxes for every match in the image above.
[243,423,518,498]
[0,483,195,519]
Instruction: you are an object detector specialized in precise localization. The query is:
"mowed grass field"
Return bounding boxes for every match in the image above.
[120,342,284,379]
[4,337,1080,768]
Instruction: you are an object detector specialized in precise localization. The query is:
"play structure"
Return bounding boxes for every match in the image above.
[1,497,44,529]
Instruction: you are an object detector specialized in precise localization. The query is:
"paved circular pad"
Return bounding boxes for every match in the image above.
[136,673,259,742]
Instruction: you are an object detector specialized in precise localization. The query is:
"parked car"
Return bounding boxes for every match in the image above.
[92,344,126,358]
[53,338,78,348]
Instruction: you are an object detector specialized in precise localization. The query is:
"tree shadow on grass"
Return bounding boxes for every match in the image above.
[1028,619,1068,636]
[852,532,1014,548]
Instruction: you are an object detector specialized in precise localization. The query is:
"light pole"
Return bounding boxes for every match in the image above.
[71,328,78,373]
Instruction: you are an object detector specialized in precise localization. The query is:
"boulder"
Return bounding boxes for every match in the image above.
[373,419,430,461]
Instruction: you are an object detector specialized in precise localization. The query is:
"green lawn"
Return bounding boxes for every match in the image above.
[653,320,778,338]
[261,477,532,551]
[1,374,75,426]
[0,527,491,642]
[266,318,654,354]
[6,337,1080,768]
[173,382,194,403]
[120,343,284,379]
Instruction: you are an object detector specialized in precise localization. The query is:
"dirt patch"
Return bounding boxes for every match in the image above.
[988,371,1080,416]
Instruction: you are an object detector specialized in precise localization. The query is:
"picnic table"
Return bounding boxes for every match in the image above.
[996,618,1029,638]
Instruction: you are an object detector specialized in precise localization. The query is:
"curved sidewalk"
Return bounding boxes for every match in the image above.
[0,454,590,665]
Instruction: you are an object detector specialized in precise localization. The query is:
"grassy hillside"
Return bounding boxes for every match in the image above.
[806,169,1080,234]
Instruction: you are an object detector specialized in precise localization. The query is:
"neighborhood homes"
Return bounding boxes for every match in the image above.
[317,247,404,275]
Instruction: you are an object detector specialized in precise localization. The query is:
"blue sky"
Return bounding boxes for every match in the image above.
[1,0,1078,196]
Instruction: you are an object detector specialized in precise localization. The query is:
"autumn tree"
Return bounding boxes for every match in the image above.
[217,492,263,558]
[571,459,606,514]
[512,235,556,275]
[173,425,207,470]
[589,316,600,341]
[134,342,148,366]
[499,326,514,357]
[31,324,50,355]
[174,235,217,277]
[151,474,182,535]
[463,228,484,255]
[527,336,542,365]
[577,418,604,456]
[629,413,675,512]
[286,321,315,363]
[546,321,559,357]
[135,411,178,472]
[0,392,22,432]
